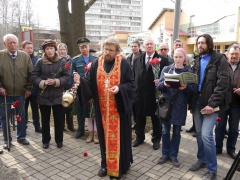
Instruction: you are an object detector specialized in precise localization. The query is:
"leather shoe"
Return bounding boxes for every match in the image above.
[202,171,216,180]
[153,142,160,150]
[189,161,206,171]
[43,143,49,149]
[186,126,195,133]
[57,143,63,148]
[228,151,237,159]
[216,149,222,155]
[35,126,42,133]
[132,140,143,147]
[97,167,107,177]
[75,132,84,139]
[17,139,30,145]
[158,156,169,164]
[3,142,12,150]
[110,176,121,179]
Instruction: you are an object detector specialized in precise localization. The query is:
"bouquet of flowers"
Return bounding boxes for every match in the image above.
[40,62,70,96]
[149,57,161,79]
[149,57,161,98]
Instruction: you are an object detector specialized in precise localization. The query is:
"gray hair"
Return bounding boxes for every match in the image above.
[143,37,155,46]
[57,43,68,51]
[3,34,18,43]
[102,37,121,53]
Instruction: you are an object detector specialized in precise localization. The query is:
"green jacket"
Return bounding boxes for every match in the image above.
[0,50,33,96]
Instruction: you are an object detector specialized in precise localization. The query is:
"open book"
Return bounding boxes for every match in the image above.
[164,72,198,88]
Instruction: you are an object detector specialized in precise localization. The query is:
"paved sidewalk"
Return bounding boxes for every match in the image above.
[0,113,240,180]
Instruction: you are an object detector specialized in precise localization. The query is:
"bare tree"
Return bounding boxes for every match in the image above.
[58,0,97,56]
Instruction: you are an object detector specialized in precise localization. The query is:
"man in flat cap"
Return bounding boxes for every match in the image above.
[69,37,97,139]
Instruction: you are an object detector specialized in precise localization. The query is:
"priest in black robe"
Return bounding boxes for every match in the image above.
[74,37,135,179]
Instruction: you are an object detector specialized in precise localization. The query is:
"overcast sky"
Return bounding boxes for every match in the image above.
[32,0,240,30]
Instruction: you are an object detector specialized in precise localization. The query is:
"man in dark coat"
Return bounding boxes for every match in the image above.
[132,37,168,150]
[22,40,42,133]
[74,37,135,179]
[215,44,240,159]
[126,40,142,129]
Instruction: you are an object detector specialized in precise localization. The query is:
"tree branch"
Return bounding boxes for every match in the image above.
[84,0,97,12]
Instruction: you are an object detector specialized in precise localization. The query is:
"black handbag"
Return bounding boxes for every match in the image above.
[155,91,180,120]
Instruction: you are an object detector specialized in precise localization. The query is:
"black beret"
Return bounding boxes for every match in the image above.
[77,37,90,46]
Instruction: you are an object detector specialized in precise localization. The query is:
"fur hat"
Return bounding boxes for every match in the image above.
[41,40,57,51]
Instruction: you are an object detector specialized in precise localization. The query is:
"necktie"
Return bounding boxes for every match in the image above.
[11,54,16,59]
[146,56,151,70]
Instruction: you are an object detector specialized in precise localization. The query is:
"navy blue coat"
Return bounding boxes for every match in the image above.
[157,64,193,126]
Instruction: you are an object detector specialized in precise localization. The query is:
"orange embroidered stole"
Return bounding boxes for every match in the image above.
[97,55,121,177]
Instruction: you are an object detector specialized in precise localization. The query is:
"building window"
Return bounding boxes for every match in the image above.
[214,45,220,53]
[225,45,229,52]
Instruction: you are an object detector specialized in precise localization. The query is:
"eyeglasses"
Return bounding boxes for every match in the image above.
[229,53,240,56]
[159,48,168,51]
[104,48,116,53]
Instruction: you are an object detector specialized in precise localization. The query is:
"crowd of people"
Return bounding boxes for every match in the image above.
[0,32,239,180]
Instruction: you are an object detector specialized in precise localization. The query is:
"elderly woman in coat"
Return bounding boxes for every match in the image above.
[31,40,70,149]
[157,48,193,167]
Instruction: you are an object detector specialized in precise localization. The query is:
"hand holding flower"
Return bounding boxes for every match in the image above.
[45,78,56,86]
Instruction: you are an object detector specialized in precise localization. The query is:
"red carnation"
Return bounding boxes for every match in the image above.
[83,152,88,157]
[216,117,221,122]
[13,100,20,108]
[65,63,70,70]
[149,57,161,65]
[84,62,92,72]
[16,115,22,122]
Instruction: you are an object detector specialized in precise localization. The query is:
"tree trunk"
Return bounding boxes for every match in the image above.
[58,0,97,57]
[71,0,85,56]
[57,0,74,56]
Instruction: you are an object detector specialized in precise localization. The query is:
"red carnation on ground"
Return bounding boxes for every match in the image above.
[83,152,88,157]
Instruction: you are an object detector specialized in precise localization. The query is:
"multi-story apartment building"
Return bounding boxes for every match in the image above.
[85,0,143,50]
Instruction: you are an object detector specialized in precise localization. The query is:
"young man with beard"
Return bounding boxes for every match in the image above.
[132,37,168,150]
[189,34,229,180]
[74,37,135,179]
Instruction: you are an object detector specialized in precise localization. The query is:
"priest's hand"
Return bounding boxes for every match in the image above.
[73,72,80,85]
[108,86,119,94]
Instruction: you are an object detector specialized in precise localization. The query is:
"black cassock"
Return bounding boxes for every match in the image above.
[77,57,135,177]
